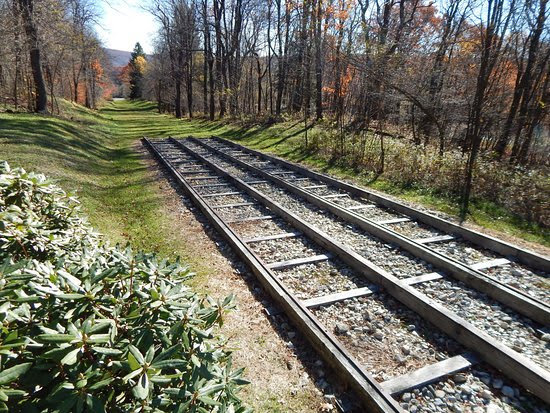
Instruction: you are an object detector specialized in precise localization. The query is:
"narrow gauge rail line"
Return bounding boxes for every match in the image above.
[142,138,401,412]
[144,138,550,409]
[209,137,549,273]
[189,137,549,326]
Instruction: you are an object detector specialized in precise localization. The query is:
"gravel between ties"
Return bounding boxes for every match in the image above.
[249,236,327,264]
[275,258,373,299]
[175,140,550,410]
[432,241,549,302]
[187,143,550,370]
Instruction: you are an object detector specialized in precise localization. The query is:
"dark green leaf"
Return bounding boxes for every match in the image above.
[36,334,75,343]
[0,362,32,385]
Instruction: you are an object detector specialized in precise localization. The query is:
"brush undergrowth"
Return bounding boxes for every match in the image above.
[0,162,250,412]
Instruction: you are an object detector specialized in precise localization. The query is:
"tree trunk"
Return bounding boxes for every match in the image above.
[186,53,193,118]
[275,0,289,115]
[175,80,182,118]
[257,58,263,114]
[19,0,47,112]
[203,38,208,116]
[314,0,323,120]
[460,0,513,220]
[496,0,547,159]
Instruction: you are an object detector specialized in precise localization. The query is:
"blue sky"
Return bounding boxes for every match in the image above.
[96,0,157,53]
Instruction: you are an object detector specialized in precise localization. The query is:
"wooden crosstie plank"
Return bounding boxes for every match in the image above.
[194,182,231,188]
[187,176,220,181]
[272,171,298,175]
[179,169,211,174]
[471,258,511,271]
[287,177,310,182]
[415,235,455,244]
[303,184,327,190]
[348,204,377,211]
[403,272,444,285]
[176,163,206,167]
[376,217,411,225]
[201,191,241,198]
[226,215,275,223]
[267,254,332,270]
[212,202,255,209]
[381,353,479,395]
[244,180,268,185]
[243,232,302,243]
[303,273,442,308]
[323,193,349,199]
[303,287,376,308]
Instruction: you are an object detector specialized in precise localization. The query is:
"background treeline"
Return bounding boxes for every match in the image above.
[144,0,549,225]
[0,0,112,113]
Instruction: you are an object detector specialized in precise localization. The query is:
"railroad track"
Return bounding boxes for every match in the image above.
[143,137,550,413]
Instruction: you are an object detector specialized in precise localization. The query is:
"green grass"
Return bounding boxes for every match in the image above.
[210,120,549,247]
[0,100,231,276]
[2,99,546,253]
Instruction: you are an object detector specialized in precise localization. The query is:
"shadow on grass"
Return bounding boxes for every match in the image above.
[0,101,173,236]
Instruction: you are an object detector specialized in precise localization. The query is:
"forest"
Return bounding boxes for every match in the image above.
[0,0,549,228]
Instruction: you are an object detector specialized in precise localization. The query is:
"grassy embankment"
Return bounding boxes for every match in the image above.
[1,100,218,269]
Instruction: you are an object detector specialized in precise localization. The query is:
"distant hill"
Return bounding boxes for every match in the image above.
[104,48,131,68]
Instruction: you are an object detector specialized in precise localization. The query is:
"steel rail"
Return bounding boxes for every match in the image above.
[188,137,550,325]
[142,137,402,413]
[169,138,550,405]
[210,136,550,273]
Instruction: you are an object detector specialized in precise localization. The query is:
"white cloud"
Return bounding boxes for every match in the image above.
[96,0,157,54]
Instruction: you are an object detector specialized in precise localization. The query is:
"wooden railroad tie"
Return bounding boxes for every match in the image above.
[376,217,411,225]
[266,254,332,270]
[226,215,275,223]
[243,232,302,243]
[201,191,241,198]
[347,204,377,211]
[212,202,255,209]
[194,182,231,188]
[415,235,455,244]
[381,353,479,395]
[470,258,511,271]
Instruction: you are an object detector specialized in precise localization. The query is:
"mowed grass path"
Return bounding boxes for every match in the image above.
[0,100,232,265]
